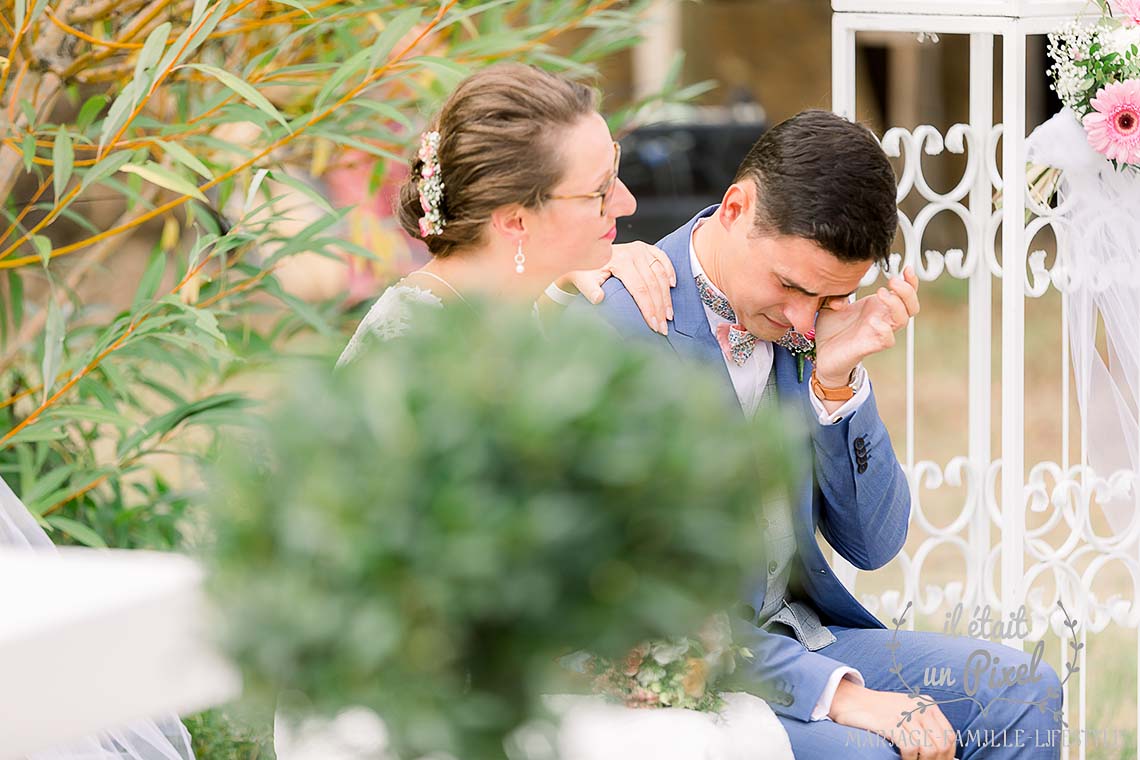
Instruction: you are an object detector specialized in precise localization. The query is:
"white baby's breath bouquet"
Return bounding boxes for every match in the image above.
[1011,0,1140,210]
[1048,1,1140,166]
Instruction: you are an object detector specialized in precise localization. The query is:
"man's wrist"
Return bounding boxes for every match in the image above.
[815,365,857,390]
[828,677,866,721]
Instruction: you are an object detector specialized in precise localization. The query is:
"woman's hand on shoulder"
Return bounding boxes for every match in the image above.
[563,242,675,336]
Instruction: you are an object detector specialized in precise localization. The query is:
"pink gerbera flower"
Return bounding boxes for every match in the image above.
[1083,79,1140,165]
[1113,0,1140,26]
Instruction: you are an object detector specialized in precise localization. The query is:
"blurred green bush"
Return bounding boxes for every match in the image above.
[206,301,798,758]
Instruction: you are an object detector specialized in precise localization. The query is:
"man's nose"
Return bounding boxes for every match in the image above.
[785,298,818,335]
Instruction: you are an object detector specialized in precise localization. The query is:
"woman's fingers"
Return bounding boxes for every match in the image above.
[568,243,675,335]
[625,252,667,334]
[648,256,675,322]
[566,268,609,305]
[609,242,671,335]
[653,246,677,287]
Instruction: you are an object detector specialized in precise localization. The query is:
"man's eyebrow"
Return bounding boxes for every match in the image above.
[778,276,855,300]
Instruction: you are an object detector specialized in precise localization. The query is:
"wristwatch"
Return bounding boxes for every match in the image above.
[811,368,857,402]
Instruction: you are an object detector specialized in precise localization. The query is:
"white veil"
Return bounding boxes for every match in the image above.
[1026,108,1140,534]
[0,475,196,759]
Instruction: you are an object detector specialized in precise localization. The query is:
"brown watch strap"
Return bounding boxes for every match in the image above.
[811,369,856,402]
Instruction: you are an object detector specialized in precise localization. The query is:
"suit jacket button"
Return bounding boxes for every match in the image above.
[854,437,866,452]
[768,560,779,574]
[857,463,868,474]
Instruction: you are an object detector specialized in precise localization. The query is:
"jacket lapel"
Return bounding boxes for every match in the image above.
[657,206,733,390]
[772,344,814,417]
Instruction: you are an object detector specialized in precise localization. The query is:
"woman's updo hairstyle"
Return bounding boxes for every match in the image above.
[398,63,596,257]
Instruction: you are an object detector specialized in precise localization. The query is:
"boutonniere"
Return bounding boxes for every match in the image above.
[776,329,815,383]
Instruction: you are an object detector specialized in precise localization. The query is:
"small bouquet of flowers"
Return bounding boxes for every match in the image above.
[563,614,753,713]
[1047,0,1140,168]
[776,329,815,383]
[1026,3,1140,549]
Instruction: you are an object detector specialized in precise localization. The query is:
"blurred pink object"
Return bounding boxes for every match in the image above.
[1113,0,1140,25]
[324,150,424,304]
[1083,79,1140,164]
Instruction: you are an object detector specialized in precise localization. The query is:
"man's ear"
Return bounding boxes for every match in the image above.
[490,205,527,244]
[717,181,755,232]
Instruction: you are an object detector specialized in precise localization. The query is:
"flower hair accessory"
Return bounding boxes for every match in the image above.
[416,130,446,238]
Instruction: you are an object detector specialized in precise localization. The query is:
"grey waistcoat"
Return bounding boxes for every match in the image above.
[752,366,837,652]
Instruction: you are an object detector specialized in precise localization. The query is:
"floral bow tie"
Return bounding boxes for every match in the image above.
[695,274,759,366]
[695,274,817,379]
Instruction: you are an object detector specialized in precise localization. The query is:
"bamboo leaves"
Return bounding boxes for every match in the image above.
[40,299,64,404]
[368,6,423,71]
[133,250,168,308]
[0,0,670,561]
[134,22,172,95]
[182,64,291,132]
[47,516,107,548]
[80,151,134,192]
[99,80,143,153]
[156,140,215,181]
[119,162,208,202]
[76,95,108,132]
[52,126,73,203]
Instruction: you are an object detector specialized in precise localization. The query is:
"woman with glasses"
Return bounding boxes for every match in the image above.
[337,63,674,366]
[306,63,792,760]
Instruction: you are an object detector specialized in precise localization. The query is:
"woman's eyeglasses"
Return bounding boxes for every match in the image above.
[547,141,621,218]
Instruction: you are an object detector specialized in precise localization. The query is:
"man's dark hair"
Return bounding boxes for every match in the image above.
[733,110,898,269]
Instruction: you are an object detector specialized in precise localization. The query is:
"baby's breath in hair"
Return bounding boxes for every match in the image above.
[416,130,446,238]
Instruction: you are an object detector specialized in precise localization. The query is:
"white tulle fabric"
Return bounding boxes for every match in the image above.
[0,477,195,759]
[1027,108,1140,533]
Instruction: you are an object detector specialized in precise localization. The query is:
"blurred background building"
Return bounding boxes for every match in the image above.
[596,0,1060,247]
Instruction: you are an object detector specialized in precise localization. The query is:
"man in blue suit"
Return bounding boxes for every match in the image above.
[578,111,1062,759]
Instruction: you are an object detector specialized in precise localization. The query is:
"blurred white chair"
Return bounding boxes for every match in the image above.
[0,548,240,759]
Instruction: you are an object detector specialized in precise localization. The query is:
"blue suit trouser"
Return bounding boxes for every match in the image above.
[775,625,1064,758]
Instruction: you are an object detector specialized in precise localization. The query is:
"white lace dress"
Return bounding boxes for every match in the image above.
[336,283,443,367]
[277,284,795,760]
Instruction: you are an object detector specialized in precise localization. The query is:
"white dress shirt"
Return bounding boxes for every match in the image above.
[688,222,865,720]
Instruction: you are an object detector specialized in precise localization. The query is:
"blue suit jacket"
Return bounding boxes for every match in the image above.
[576,206,911,722]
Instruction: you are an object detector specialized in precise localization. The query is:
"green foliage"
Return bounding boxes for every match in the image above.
[0,2,715,750]
[206,301,798,759]
[184,707,276,759]
[0,0,697,549]
[1047,14,1140,118]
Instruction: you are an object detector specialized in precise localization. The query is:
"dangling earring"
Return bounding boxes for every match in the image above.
[514,239,526,274]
